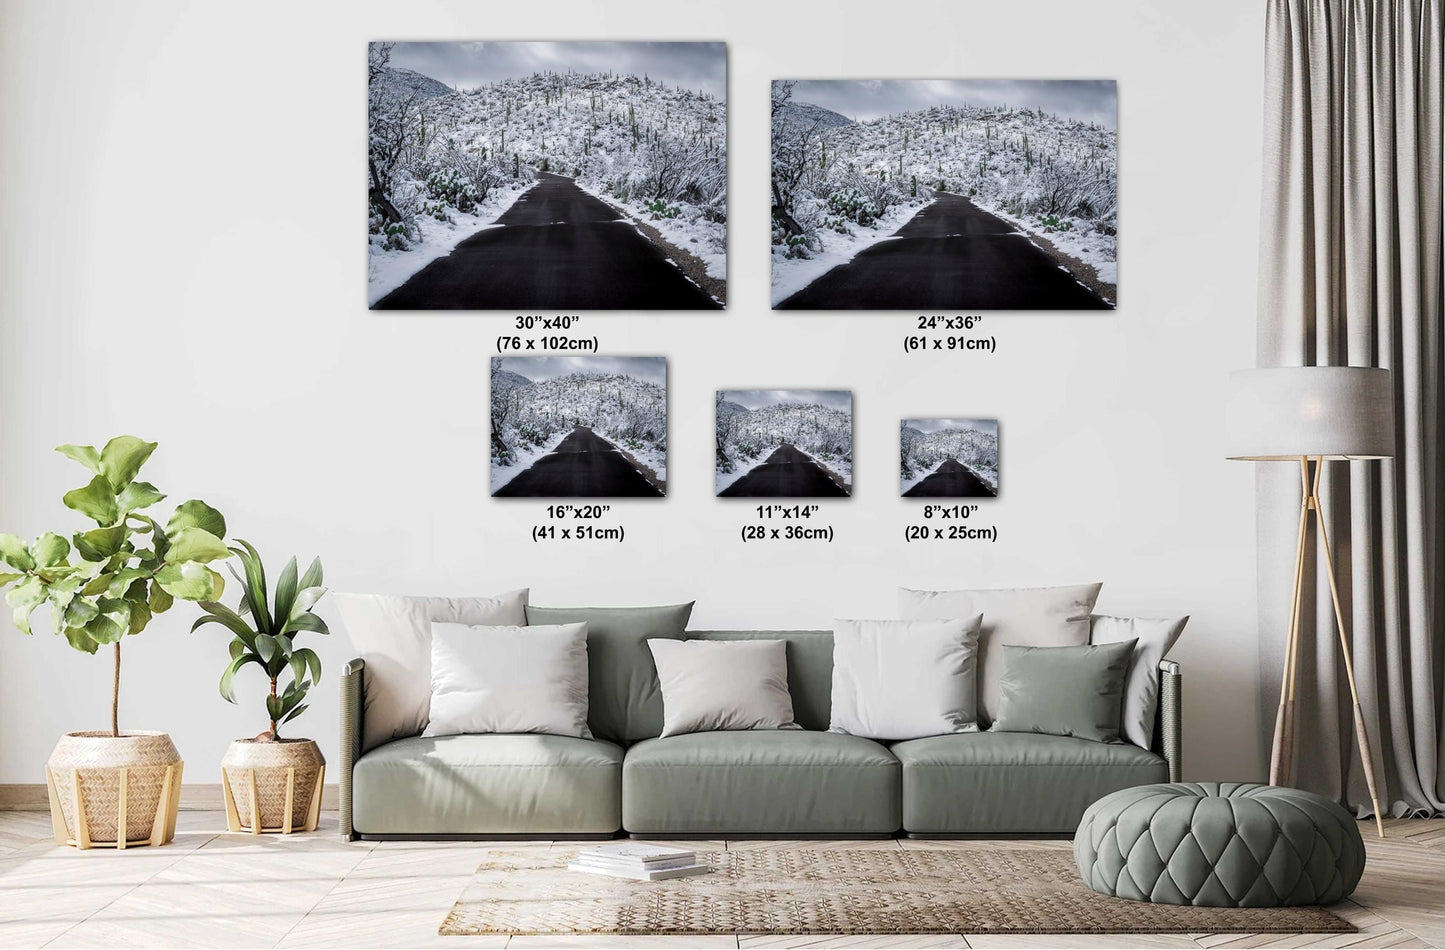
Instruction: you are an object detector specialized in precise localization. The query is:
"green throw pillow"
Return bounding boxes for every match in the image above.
[992,640,1136,743]
[526,602,694,743]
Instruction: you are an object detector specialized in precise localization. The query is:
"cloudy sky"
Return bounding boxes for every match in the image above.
[722,389,853,412]
[783,79,1115,127]
[904,418,999,436]
[495,355,667,386]
[383,42,726,98]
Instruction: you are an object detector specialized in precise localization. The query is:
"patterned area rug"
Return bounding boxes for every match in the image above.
[440,847,1353,935]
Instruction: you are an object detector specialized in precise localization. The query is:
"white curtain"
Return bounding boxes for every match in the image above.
[1258,0,1443,816]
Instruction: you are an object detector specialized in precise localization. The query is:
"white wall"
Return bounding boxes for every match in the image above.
[0,0,1265,784]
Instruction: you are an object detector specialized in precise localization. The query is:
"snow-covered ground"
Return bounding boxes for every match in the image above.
[575,178,726,281]
[770,199,930,306]
[899,458,997,495]
[714,448,849,494]
[985,201,1116,297]
[368,181,535,305]
[491,426,568,493]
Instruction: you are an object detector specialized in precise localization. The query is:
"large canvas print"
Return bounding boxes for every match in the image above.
[369,42,727,310]
[716,390,852,497]
[491,357,667,497]
[900,419,999,497]
[771,79,1116,310]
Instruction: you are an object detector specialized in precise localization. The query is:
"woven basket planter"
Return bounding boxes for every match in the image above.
[44,731,184,850]
[221,738,325,835]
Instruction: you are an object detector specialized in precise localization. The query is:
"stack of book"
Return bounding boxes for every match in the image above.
[566,842,710,881]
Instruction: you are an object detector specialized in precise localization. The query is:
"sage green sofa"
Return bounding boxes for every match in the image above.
[338,630,1182,840]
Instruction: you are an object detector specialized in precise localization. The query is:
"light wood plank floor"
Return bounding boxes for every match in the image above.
[0,812,1441,949]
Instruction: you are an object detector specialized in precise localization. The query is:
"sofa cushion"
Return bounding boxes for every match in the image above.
[623,731,900,835]
[687,631,833,730]
[352,734,622,836]
[527,603,694,744]
[892,732,1168,835]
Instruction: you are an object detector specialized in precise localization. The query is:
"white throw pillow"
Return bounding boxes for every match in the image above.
[331,589,529,751]
[1089,614,1189,750]
[899,583,1102,725]
[829,617,982,741]
[424,622,591,739]
[647,639,798,738]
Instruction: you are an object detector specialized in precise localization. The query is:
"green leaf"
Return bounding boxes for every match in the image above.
[0,572,24,586]
[298,556,324,591]
[156,562,225,601]
[228,637,247,660]
[81,572,113,596]
[105,568,151,598]
[291,646,323,684]
[266,694,283,723]
[281,612,329,636]
[220,653,251,703]
[148,580,173,614]
[116,481,165,514]
[34,565,77,584]
[280,703,309,725]
[55,443,101,474]
[63,475,120,526]
[6,576,46,634]
[288,585,326,620]
[63,625,99,654]
[74,524,127,561]
[273,556,299,625]
[190,601,257,646]
[32,533,70,568]
[0,534,34,572]
[254,633,279,664]
[167,500,226,541]
[230,541,270,634]
[164,527,230,565]
[83,598,132,644]
[99,436,157,492]
[63,597,100,628]
[127,597,152,635]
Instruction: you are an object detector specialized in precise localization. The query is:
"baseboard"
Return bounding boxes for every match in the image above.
[0,783,340,812]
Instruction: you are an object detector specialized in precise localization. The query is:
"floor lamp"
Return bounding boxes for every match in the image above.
[1227,366,1393,838]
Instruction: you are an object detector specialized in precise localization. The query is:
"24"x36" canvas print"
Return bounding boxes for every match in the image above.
[491,357,667,497]
[900,419,999,497]
[369,42,726,310]
[716,391,853,497]
[771,79,1116,310]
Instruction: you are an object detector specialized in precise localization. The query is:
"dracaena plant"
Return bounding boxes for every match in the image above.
[192,541,329,740]
[0,437,230,737]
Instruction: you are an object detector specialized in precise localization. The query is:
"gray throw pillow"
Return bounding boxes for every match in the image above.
[899,583,1103,726]
[647,639,798,737]
[526,602,694,743]
[1090,614,1189,750]
[829,617,983,741]
[992,640,1136,743]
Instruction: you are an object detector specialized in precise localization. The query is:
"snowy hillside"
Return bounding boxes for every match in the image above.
[901,423,999,492]
[370,43,727,298]
[491,366,667,491]
[772,81,1116,301]
[717,399,852,491]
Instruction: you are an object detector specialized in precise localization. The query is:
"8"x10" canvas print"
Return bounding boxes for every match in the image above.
[901,419,999,497]
[491,357,667,497]
[369,42,726,310]
[716,390,852,497]
[771,79,1116,310]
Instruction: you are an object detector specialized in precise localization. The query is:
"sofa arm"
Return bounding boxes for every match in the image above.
[339,657,365,841]
[1157,659,1182,782]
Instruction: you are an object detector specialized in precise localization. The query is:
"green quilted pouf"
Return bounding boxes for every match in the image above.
[1074,782,1366,907]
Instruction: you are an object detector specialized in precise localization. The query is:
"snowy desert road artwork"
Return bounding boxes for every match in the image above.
[492,356,667,497]
[771,79,1116,310]
[901,419,999,497]
[717,391,853,497]
[368,42,726,310]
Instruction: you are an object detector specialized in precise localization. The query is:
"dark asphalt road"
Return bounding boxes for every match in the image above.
[718,444,849,497]
[903,458,997,497]
[374,174,719,310]
[776,192,1111,311]
[493,426,663,498]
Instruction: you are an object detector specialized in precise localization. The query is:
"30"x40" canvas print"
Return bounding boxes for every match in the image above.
[369,42,726,310]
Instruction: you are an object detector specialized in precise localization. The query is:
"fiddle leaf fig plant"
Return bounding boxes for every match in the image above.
[0,436,230,736]
[192,541,329,740]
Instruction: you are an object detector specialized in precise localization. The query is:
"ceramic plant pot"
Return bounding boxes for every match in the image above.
[45,731,184,849]
[220,737,325,834]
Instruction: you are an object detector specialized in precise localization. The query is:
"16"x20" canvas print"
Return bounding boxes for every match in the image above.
[369,42,727,310]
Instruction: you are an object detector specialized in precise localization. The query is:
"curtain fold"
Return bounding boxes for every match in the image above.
[1258,0,1444,816]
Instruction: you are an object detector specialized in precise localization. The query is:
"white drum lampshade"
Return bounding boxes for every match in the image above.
[1226,367,1394,461]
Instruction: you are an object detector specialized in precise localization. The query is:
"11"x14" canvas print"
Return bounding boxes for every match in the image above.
[717,391,853,497]
[369,42,726,310]
[771,79,1116,310]
[492,357,667,497]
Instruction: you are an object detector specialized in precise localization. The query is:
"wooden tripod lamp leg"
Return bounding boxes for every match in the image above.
[1270,457,1312,786]
[1313,474,1387,838]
